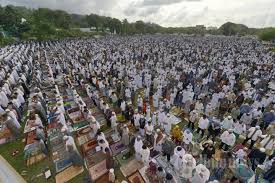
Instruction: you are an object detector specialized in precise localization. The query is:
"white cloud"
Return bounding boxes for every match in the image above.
[1,0,275,27]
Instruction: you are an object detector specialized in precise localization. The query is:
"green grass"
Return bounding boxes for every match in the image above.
[0,139,56,183]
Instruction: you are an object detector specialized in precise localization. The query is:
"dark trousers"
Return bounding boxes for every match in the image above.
[242,137,256,149]
[197,127,205,137]
[187,121,195,130]
[219,142,229,151]
[164,153,171,162]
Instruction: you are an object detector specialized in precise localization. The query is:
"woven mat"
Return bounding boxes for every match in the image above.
[95,172,109,183]
[110,141,127,155]
[85,151,106,168]
[81,139,97,155]
[89,160,107,181]
[116,149,134,166]
[120,159,144,177]
[128,171,145,183]
[55,158,72,173]
[55,166,84,183]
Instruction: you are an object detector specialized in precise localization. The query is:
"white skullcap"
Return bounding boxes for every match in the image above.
[260,148,266,153]
[63,135,69,141]
[109,168,114,173]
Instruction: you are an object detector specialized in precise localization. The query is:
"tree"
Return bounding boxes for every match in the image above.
[259,28,275,41]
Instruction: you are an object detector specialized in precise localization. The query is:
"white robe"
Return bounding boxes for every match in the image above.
[180,154,196,178]
[191,164,210,183]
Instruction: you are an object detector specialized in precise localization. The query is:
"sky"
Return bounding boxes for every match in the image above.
[1,0,275,28]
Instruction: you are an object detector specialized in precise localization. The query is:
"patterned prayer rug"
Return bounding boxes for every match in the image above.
[110,141,127,155]
[89,160,107,181]
[120,159,144,177]
[55,166,84,183]
[55,158,72,173]
[116,149,134,166]
[128,171,145,183]
[85,151,106,168]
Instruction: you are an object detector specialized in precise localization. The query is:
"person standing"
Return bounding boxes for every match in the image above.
[242,126,262,149]
[197,115,209,138]
[63,135,83,167]
[121,124,130,146]
[188,110,198,130]
[220,129,236,151]
[134,136,143,161]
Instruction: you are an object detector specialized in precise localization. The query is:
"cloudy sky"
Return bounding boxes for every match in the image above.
[1,0,275,28]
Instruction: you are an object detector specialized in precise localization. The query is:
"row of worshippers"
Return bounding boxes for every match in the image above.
[0,44,33,139]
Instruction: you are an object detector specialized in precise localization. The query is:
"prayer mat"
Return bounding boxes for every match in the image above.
[0,128,11,139]
[89,160,107,181]
[120,159,144,177]
[170,107,182,116]
[150,150,160,158]
[111,133,121,143]
[77,134,93,146]
[72,121,89,130]
[81,139,97,155]
[95,172,109,183]
[85,151,106,168]
[77,126,92,136]
[26,131,36,145]
[55,166,84,183]
[110,141,127,155]
[55,158,72,173]
[156,155,170,168]
[128,171,145,183]
[116,149,134,166]
[26,153,46,166]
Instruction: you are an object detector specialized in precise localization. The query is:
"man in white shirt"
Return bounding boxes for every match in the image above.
[220,129,236,151]
[197,114,209,137]
[242,125,262,149]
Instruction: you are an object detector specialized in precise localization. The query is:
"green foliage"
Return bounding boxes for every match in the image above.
[219,22,249,36]
[0,4,274,43]
[259,28,275,41]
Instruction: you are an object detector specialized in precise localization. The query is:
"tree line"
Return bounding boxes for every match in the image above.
[0,5,274,46]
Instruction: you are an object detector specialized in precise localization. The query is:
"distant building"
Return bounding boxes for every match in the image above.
[206,26,218,30]
[196,25,206,29]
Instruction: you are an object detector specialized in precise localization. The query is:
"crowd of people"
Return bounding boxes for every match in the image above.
[0,35,274,183]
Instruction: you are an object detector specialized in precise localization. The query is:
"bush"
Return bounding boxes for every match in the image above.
[259,28,275,41]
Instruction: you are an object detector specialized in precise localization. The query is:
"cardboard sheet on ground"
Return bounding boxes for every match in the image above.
[89,160,107,181]
[120,159,144,177]
[55,166,84,183]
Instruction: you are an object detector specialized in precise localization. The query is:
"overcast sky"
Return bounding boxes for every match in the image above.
[1,0,275,28]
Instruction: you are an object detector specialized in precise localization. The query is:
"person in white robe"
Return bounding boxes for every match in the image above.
[171,146,186,167]
[153,93,159,109]
[191,164,210,183]
[152,112,157,126]
[153,129,165,152]
[242,125,262,149]
[180,154,196,179]
[222,116,234,130]
[133,110,141,129]
[110,112,118,134]
[163,113,172,135]
[0,88,9,108]
[220,129,236,151]
[183,129,193,150]
[197,115,209,137]
[141,145,150,165]
[134,136,143,161]
[260,134,274,151]
[98,138,110,153]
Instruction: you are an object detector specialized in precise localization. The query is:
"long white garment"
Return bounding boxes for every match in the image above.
[260,135,274,150]
[183,130,193,145]
[180,154,196,179]
[0,91,9,108]
[221,131,236,146]
[191,164,210,183]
